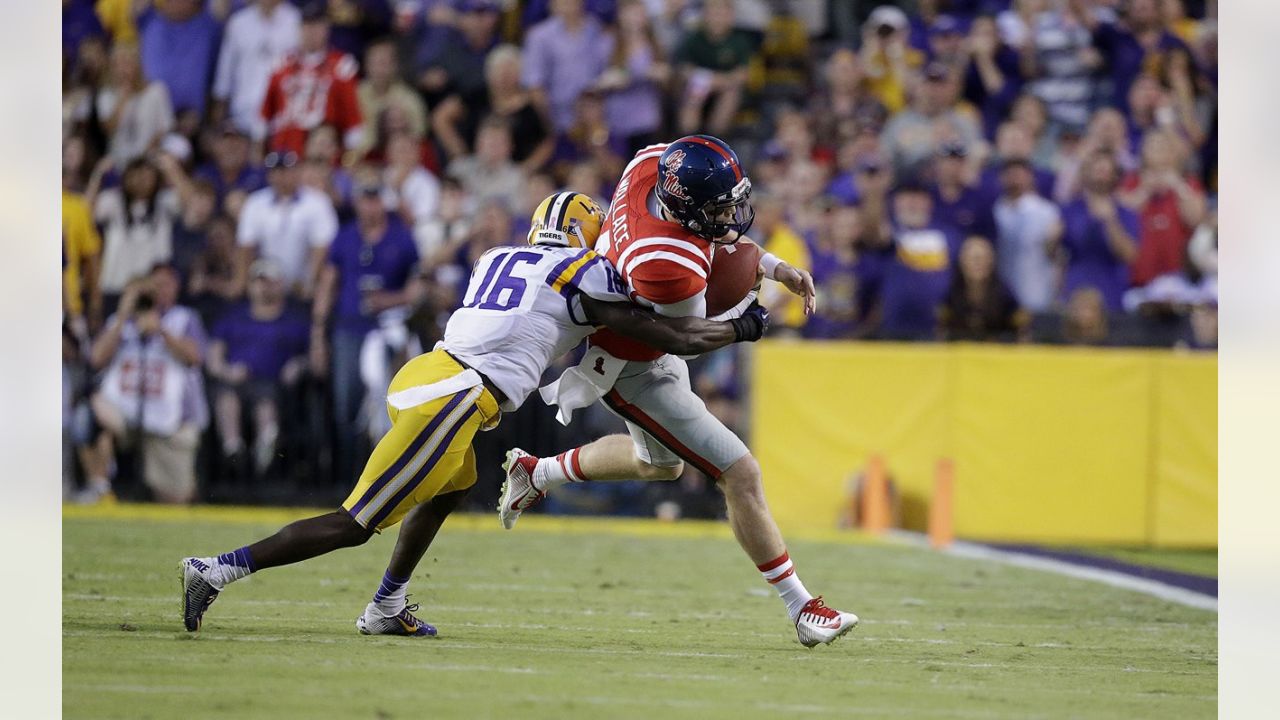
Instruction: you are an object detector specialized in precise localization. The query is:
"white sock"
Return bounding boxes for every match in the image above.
[371,571,410,617]
[208,548,256,589]
[757,551,813,621]
[532,448,587,491]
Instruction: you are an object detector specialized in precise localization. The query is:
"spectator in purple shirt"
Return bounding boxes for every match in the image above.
[979,121,1056,206]
[550,90,627,185]
[63,0,106,63]
[521,0,615,27]
[962,14,1023,140]
[1059,151,1140,312]
[417,0,501,103]
[194,123,267,212]
[207,258,310,477]
[139,0,221,117]
[803,205,871,340]
[312,176,422,485]
[1076,0,1194,114]
[595,0,669,154]
[873,182,962,340]
[521,0,612,132]
[929,142,994,241]
[925,14,967,68]
[323,0,392,61]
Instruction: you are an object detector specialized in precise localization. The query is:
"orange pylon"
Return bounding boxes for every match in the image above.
[929,458,955,549]
[861,454,890,534]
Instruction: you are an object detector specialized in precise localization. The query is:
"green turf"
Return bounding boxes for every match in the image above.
[64,515,1217,720]
[1061,547,1218,578]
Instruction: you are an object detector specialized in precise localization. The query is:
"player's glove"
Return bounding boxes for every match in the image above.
[729,301,770,343]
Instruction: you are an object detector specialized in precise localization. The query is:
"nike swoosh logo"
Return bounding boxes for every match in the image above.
[398,617,418,633]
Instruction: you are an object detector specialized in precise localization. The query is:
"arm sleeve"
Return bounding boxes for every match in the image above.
[575,258,630,303]
[651,290,707,319]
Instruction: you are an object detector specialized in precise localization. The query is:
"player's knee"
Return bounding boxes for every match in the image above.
[717,454,764,502]
[335,512,374,547]
[638,460,683,482]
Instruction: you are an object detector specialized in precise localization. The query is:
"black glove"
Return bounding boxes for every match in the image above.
[729,301,770,342]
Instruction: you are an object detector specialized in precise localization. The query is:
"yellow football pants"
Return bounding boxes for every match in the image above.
[341,350,500,531]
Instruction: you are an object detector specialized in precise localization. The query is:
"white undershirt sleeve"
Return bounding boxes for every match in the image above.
[651,289,707,319]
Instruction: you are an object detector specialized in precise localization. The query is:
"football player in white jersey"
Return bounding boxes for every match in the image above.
[180,191,770,636]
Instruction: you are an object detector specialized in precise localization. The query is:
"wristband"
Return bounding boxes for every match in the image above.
[760,252,783,279]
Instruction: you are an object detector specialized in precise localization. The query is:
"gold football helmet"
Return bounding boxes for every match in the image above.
[527,191,605,249]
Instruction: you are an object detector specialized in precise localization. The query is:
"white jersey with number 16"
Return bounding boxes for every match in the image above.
[441,245,629,412]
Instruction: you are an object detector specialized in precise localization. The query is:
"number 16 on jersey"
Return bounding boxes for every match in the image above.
[463,250,542,312]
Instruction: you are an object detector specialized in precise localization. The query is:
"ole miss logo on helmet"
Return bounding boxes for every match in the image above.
[660,149,692,199]
[660,173,692,201]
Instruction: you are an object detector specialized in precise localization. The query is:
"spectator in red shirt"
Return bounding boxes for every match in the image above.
[260,4,364,157]
[1119,128,1206,287]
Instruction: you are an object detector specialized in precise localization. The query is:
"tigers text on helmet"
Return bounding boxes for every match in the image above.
[655,135,754,243]
[527,191,605,249]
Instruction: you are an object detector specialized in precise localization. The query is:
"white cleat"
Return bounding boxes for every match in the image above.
[498,448,544,530]
[180,557,221,632]
[355,601,437,637]
[795,596,859,648]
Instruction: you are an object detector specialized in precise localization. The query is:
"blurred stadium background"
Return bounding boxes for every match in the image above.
[61,0,1217,716]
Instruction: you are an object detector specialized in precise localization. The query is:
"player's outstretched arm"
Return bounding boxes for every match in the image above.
[770,260,817,316]
[580,296,769,356]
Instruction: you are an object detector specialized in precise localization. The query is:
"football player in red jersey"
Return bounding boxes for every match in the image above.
[260,4,363,156]
[501,136,860,647]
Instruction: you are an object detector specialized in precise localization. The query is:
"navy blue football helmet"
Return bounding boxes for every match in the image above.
[655,135,754,243]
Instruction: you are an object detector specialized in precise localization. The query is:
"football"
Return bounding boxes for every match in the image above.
[706,239,764,316]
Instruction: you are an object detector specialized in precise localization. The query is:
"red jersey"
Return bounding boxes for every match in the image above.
[591,145,715,361]
[1122,172,1204,287]
[261,50,363,155]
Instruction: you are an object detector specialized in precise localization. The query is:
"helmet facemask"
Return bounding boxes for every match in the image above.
[691,177,755,244]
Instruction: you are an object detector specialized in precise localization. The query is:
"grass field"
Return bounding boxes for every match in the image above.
[63,506,1217,719]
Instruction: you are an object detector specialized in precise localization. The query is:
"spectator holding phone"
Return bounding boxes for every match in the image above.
[84,264,207,504]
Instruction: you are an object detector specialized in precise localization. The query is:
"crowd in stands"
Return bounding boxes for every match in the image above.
[61,0,1219,514]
